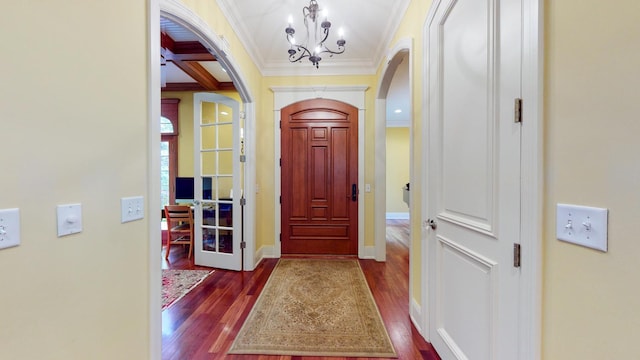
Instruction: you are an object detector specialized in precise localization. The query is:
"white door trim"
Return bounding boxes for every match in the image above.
[518,0,544,358]
[148,2,161,359]
[421,0,542,357]
[272,86,368,259]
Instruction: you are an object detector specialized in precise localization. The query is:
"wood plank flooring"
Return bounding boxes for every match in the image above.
[161,220,440,359]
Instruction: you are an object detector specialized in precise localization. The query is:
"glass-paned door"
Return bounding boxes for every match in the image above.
[193,93,242,270]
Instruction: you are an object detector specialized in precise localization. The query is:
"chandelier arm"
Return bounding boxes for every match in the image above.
[288,45,312,63]
[286,0,345,68]
[318,26,330,47]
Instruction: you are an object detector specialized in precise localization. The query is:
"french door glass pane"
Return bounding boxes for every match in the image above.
[160,141,169,207]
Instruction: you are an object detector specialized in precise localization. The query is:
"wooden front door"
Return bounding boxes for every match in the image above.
[281,99,358,255]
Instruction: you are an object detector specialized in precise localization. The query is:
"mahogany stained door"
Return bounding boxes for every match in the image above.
[281,99,358,255]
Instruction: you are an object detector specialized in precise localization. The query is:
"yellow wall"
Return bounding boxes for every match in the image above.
[386,128,411,213]
[543,0,640,358]
[0,1,149,359]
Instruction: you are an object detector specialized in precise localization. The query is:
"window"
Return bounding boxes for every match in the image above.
[161,98,179,208]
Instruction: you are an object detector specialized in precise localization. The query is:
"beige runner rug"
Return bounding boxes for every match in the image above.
[228,259,397,357]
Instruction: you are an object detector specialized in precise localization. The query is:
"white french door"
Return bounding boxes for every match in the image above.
[193,92,243,271]
[426,0,522,359]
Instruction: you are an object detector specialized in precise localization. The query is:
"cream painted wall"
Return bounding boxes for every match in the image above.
[543,0,640,358]
[386,128,411,213]
[0,1,149,359]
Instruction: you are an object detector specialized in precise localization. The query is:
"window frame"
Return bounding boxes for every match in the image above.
[161,98,180,206]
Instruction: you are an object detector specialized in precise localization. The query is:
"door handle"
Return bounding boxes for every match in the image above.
[351,184,357,202]
[426,219,437,230]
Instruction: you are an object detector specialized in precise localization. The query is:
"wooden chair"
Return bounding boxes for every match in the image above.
[164,205,194,259]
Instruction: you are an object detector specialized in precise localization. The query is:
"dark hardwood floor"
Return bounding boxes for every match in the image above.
[161,220,440,359]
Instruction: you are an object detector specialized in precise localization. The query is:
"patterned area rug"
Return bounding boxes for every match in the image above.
[228,259,397,357]
[162,269,213,310]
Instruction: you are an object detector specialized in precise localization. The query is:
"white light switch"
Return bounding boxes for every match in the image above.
[556,203,608,252]
[0,208,21,249]
[121,196,144,223]
[57,203,83,237]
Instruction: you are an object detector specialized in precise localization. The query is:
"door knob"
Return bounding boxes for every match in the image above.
[426,219,437,230]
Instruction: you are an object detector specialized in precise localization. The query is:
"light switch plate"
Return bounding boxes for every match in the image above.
[121,196,144,223]
[0,208,21,249]
[556,203,608,252]
[57,203,83,237]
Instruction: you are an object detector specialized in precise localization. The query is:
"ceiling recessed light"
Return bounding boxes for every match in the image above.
[394,109,402,113]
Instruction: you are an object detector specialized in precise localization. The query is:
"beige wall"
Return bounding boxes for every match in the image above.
[0,1,149,359]
[386,127,411,213]
[543,0,640,358]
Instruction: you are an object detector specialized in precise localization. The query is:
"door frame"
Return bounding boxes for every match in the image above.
[272,86,368,259]
[421,0,543,358]
[149,0,257,358]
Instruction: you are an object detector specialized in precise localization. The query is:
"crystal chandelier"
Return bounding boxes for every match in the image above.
[285,0,346,68]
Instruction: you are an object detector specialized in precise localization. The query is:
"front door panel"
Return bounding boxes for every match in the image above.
[281,99,358,255]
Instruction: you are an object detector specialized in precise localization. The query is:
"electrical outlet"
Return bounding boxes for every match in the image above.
[0,208,20,249]
[556,203,608,252]
[121,196,144,223]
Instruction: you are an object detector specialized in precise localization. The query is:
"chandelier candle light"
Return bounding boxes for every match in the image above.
[285,0,346,68]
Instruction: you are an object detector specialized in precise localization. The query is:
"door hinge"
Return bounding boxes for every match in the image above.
[514,98,523,123]
[279,121,282,129]
[239,111,246,120]
[240,155,246,162]
[279,158,282,167]
[513,243,521,268]
[279,195,282,204]
[240,241,246,249]
[279,233,282,242]
[240,197,246,206]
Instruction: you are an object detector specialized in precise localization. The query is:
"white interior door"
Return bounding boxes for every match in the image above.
[193,92,242,271]
[426,0,522,359]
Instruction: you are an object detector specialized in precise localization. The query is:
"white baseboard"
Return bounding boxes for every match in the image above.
[254,245,277,266]
[386,212,410,220]
[361,245,376,259]
[409,297,425,338]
